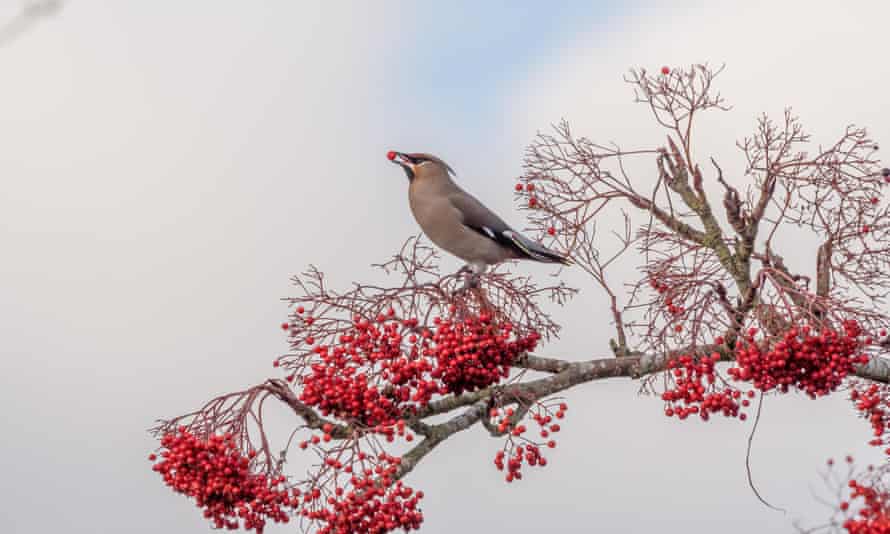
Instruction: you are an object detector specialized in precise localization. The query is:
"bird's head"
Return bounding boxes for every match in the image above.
[386,151,455,182]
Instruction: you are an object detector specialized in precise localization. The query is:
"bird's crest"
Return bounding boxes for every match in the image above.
[406,152,456,177]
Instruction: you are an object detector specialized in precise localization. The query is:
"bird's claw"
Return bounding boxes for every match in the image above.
[452,266,481,297]
[464,273,480,289]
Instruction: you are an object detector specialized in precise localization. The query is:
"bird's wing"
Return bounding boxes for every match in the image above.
[447,191,516,247]
[449,191,572,265]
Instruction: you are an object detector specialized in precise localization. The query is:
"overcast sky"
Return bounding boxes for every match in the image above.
[2,2,889,533]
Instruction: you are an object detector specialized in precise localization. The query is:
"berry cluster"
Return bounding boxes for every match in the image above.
[648,278,681,311]
[648,278,686,332]
[728,322,868,398]
[150,429,296,533]
[302,453,424,534]
[513,180,560,235]
[296,311,539,426]
[514,182,538,208]
[851,384,890,456]
[494,444,545,483]
[662,353,751,421]
[842,479,890,533]
[430,314,540,395]
[648,277,670,296]
[490,403,565,482]
[297,311,433,428]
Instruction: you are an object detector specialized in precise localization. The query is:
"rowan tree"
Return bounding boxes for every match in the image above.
[149,64,890,533]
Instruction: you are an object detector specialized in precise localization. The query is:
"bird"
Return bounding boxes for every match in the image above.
[386,150,571,278]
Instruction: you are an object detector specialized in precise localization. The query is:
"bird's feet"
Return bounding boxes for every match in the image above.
[457,264,474,276]
[453,264,482,296]
[464,273,481,289]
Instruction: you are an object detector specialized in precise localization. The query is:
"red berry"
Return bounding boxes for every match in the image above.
[661,66,670,75]
[547,227,556,236]
[386,150,397,161]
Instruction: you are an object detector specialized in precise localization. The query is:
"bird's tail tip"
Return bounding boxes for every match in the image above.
[505,230,573,266]
[531,248,574,266]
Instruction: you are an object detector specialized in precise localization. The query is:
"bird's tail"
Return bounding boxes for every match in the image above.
[504,231,573,266]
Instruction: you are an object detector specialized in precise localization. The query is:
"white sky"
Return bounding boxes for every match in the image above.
[1,2,889,533]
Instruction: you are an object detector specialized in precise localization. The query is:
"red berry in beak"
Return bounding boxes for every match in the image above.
[386,151,397,161]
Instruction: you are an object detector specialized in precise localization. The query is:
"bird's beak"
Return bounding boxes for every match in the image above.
[387,150,415,180]
[387,150,411,167]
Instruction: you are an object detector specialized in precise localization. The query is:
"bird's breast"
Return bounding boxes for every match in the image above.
[407,186,449,238]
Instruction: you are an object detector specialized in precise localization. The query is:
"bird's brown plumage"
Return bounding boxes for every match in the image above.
[392,151,571,270]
